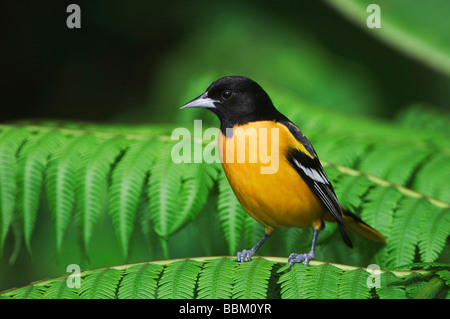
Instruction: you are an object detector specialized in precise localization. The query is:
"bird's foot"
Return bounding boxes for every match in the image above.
[288,251,315,269]
[237,249,256,262]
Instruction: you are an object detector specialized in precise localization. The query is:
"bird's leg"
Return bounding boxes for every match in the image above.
[237,233,270,262]
[288,228,319,269]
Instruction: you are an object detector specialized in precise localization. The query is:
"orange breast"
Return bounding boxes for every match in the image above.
[218,121,326,233]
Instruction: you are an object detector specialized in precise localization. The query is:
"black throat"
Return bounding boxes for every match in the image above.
[217,108,288,137]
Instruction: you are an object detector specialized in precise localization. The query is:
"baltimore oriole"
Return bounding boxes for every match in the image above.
[181,76,385,268]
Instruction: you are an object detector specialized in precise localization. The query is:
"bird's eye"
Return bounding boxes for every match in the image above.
[222,90,232,100]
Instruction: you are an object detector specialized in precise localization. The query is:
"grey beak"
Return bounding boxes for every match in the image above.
[180,92,218,109]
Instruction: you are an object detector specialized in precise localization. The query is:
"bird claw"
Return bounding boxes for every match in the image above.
[237,249,255,262]
[288,251,315,269]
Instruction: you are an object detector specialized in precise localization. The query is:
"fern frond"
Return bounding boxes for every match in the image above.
[157,259,202,299]
[217,171,247,255]
[361,186,402,239]
[117,263,164,299]
[337,268,371,299]
[332,173,373,211]
[1,257,446,299]
[232,257,274,299]
[0,128,28,254]
[148,144,184,239]
[45,134,96,255]
[8,285,45,299]
[387,197,429,268]
[43,278,80,299]
[109,139,160,259]
[79,268,123,299]
[302,263,344,299]
[358,144,431,186]
[197,257,237,299]
[436,269,450,286]
[396,104,450,139]
[375,272,406,299]
[174,160,218,233]
[277,264,308,299]
[148,143,217,255]
[419,207,450,262]
[323,160,450,267]
[76,136,129,252]
[312,135,371,168]
[412,153,450,203]
[16,130,65,253]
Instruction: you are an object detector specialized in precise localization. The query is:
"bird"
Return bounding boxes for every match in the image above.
[181,75,386,269]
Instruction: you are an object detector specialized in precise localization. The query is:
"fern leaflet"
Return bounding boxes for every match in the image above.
[117,263,164,299]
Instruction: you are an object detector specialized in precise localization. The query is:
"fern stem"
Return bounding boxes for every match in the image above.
[322,161,450,209]
[0,256,437,298]
[413,276,445,299]
[0,123,211,146]
[160,237,170,260]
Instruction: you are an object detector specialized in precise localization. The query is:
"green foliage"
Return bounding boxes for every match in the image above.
[2,258,449,299]
[0,98,449,298]
[325,0,450,76]
[0,99,449,275]
[0,105,450,267]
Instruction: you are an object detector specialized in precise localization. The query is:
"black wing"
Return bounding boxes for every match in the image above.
[281,120,353,248]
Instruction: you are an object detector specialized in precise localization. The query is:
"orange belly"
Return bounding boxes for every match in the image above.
[218,121,326,233]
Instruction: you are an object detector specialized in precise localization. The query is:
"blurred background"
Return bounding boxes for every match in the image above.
[3,0,450,125]
[2,0,450,292]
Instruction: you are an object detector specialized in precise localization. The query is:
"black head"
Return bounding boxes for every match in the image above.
[181,76,285,133]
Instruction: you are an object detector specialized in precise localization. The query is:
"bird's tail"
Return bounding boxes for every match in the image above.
[341,208,386,243]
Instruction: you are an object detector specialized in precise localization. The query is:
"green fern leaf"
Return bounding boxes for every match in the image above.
[277,264,308,299]
[148,143,217,252]
[312,136,371,168]
[109,139,160,259]
[45,134,96,255]
[1,257,446,299]
[361,186,402,240]
[436,269,450,286]
[197,257,237,299]
[387,197,429,267]
[43,278,80,299]
[413,153,450,203]
[332,174,372,211]
[404,273,430,298]
[302,263,344,299]
[376,272,406,299]
[16,130,64,253]
[75,136,128,252]
[157,259,202,299]
[79,268,123,299]
[232,257,274,299]
[0,128,29,253]
[337,268,371,299]
[173,161,218,233]
[117,263,164,299]
[396,104,450,138]
[9,285,45,299]
[217,170,247,255]
[358,144,431,186]
[419,207,450,262]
